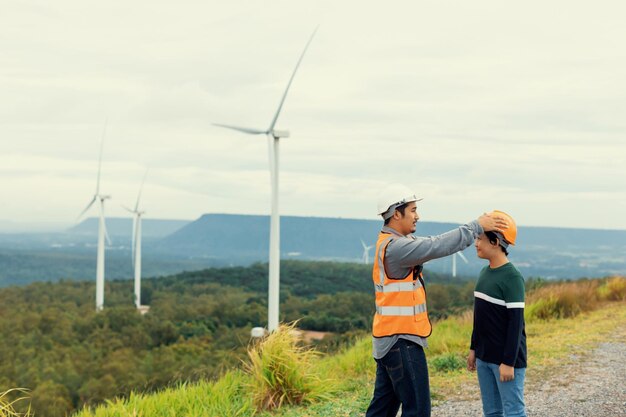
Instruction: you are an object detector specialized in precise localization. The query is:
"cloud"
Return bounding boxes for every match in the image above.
[1,0,625,230]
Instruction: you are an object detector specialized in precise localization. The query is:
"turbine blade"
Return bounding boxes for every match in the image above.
[458,251,469,263]
[213,123,266,135]
[77,196,97,221]
[360,239,367,250]
[104,224,112,246]
[268,26,318,132]
[101,210,112,246]
[135,169,148,212]
[96,118,108,196]
[121,204,134,213]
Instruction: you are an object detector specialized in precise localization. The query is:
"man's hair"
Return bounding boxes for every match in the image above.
[384,203,408,225]
[485,231,509,256]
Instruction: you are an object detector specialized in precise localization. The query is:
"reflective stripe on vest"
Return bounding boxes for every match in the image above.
[376,304,428,316]
[372,231,432,338]
[376,236,392,286]
[374,281,423,293]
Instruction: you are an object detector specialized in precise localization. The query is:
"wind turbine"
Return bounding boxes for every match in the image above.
[77,121,112,311]
[123,170,148,313]
[213,28,317,332]
[452,251,469,278]
[361,239,373,264]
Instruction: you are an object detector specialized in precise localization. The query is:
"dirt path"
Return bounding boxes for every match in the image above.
[432,324,626,417]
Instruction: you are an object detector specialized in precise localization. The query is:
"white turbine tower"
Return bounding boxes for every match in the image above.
[214,28,317,332]
[452,251,469,278]
[124,170,148,313]
[77,121,112,311]
[361,239,374,264]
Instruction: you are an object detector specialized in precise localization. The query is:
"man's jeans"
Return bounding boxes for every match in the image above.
[476,358,526,417]
[365,339,430,417]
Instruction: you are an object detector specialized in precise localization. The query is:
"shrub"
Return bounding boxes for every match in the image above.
[431,354,465,373]
[526,280,599,320]
[597,276,626,301]
[243,323,334,411]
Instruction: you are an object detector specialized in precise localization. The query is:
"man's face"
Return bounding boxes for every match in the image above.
[396,201,419,235]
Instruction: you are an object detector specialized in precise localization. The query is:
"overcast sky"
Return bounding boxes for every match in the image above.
[1,1,625,231]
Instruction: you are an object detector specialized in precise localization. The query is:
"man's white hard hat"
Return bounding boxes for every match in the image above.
[376,184,423,219]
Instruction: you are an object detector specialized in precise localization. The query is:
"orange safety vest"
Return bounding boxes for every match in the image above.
[372,232,432,338]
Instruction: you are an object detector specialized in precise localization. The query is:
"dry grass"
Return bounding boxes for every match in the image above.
[526,280,597,320]
[0,389,32,417]
[525,276,626,321]
[597,276,626,301]
[244,322,335,412]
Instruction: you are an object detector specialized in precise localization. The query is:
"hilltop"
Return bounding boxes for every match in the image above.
[0,213,625,286]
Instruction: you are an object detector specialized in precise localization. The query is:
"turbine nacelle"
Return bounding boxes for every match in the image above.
[271,129,290,139]
[212,124,290,140]
[122,205,145,216]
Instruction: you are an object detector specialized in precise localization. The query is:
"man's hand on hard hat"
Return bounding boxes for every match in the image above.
[478,213,508,234]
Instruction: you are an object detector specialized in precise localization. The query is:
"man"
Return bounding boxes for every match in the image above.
[467,211,527,417]
[365,184,508,417]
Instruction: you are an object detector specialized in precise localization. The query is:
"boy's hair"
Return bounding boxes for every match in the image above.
[384,203,408,225]
[485,231,509,256]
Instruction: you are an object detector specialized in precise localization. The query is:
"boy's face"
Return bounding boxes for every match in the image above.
[475,233,498,260]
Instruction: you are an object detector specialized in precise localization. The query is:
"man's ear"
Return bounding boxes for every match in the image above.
[393,209,401,220]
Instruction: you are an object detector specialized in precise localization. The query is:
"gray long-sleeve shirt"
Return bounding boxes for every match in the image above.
[372,220,484,359]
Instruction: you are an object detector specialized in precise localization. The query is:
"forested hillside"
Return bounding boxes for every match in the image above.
[68,276,626,417]
[0,261,469,417]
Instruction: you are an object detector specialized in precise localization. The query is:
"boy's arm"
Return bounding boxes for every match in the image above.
[502,275,525,367]
[503,309,524,366]
[470,327,477,351]
[467,328,477,371]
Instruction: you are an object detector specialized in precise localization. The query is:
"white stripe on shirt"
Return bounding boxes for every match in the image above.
[505,302,525,309]
[474,291,525,309]
[474,291,506,306]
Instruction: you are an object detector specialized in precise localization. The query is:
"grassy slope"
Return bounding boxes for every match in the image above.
[72,301,626,417]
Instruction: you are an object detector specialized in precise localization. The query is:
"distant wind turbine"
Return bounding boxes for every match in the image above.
[123,170,148,312]
[452,251,469,278]
[77,120,112,311]
[361,239,373,264]
[213,27,318,332]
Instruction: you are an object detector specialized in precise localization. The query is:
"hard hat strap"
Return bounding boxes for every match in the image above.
[493,232,510,249]
[381,201,407,220]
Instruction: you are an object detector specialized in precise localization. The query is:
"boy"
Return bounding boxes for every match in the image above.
[467,210,527,417]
